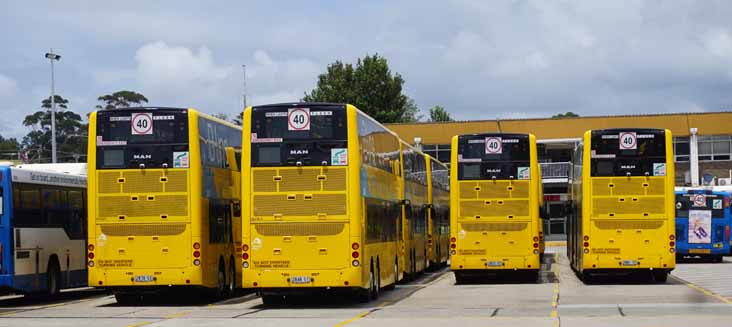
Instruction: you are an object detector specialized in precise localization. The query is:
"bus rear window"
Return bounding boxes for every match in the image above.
[590,129,666,177]
[457,134,531,180]
[675,193,725,218]
[250,105,348,167]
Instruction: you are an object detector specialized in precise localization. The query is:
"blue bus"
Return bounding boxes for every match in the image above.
[675,188,731,262]
[0,164,88,295]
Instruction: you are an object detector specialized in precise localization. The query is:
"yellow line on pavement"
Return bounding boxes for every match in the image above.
[332,310,371,327]
[550,255,561,326]
[686,282,731,304]
[125,322,152,327]
[165,311,191,319]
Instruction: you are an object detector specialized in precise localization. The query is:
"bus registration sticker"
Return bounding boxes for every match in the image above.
[131,113,154,135]
[653,163,666,176]
[173,152,189,168]
[485,137,502,154]
[713,199,723,210]
[288,108,310,131]
[331,148,348,165]
[517,167,530,180]
[688,210,712,244]
[619,132,637,150]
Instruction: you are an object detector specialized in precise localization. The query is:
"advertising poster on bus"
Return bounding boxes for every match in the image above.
[688,210,712,244]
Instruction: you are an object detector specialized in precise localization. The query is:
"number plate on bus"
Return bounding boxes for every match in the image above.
[290,276,311,284]
[487,261,504,267]
[621,260,639,266]
[689,249,711,254]
[134,275,155,282]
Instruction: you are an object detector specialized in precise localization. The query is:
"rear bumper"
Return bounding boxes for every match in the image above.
[89,267,203,288]
[243,267,363,289]
[451,254,540,270]
[582,253,675,270]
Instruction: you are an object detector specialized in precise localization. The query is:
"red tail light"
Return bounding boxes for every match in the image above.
[351,242,359,250]
[450,243,456,249]
[533,243,539,249]
[583,242,589,248]
[669,241,675,247]
[88,244,94,252]
[242,253,249,260]
[726,196,730,209]
[193,251,201,258]
[726,226,730,240]
[88,252,94,259]
[242,244,249,252]
[351,251,359,258]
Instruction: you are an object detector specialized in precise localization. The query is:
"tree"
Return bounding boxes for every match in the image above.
[429,105,453,122]
[0,135,20,161]
[96,90,149,110]
[22,95,86,163]
[303,54,418,123]
[551,112,579,118]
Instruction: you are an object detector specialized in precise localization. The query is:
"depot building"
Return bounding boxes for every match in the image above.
[385,111,732,239]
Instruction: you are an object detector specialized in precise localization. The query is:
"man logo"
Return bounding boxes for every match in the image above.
[290,149,309,155]
[133,154,152,159]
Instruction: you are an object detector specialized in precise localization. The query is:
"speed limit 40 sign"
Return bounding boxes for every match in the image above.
[131,113,153,135]
[619,132,637,150]
[485,137,502,154]
[288,108,310,131]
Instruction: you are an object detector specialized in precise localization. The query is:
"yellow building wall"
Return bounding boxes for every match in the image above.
[386,112,732,144]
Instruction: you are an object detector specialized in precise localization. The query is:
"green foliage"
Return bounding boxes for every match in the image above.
[0,135,20,161]
[429,105,453,122]
[303,54,418,123]
[22,95,87,163]
[96,90,149,110]
[551,111,579,118]
[232,112,243,126]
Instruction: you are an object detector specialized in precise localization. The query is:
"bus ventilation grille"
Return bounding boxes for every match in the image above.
[254,223,346,236]
[593,220,664,230]
[100,224,187,236]
[460,222,528,232]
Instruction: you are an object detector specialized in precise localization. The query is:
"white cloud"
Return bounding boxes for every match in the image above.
[702,28,732,57]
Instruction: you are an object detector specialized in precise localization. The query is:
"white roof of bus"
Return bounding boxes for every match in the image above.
[10,165,87,188]
[14,163,87,176]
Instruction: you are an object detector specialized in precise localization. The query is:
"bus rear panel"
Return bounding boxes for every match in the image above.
[674,189,731,260]
[450,133,542,278]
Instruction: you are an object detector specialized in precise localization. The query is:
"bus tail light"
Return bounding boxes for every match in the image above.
[669,235,675,241]
[88,252,94,260]
[583,248,589,254]
[351,251,359,259]
[533,236,539,242]
[450,250,456,255]
[450,237,456,243]
[583,242,589,248]
[533,243,539,249]
[450,243,456,249]
[351,242,359,250]
[670,248,675,253]
[242,244,249,252]
[533,249,539,255]
[193,242,201,250]
[726,196,730,209]
[669,241,675,247]
[88,260,94,267]
[193,259,201,266]
[242,253,249,260]
[193,251,201,258]
[583,235,589,241]
[352,260,360,267]
[726,226,730,240]
[242,262,249,268]
[88,244,94,252]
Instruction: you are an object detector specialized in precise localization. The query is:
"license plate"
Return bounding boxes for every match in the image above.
[487,261,504,267]
[290,276,311,284]
[621,260,639,266]
[134,275,154,282]
[689,249,711,254]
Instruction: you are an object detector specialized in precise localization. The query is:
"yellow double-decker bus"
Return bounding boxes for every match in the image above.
[450,133,543,283]
[568,128,675,283]
[87,107,242,303]
[425,154,450,269]
[399,142,430,279]
[241,103,406,304]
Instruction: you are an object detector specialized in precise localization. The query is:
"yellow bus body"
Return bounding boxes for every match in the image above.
[450,134,543,273]
[569,129,675,277]
[425,154,450,268]
[241,104,403,296]
[87,108,241,293]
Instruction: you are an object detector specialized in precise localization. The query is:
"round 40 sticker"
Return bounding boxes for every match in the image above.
[131,113,153,135]
[288,108,310,131]
[485,137,502,154]
[619,132,637,150]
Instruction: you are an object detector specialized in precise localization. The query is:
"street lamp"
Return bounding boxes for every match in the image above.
[45,50,61,163]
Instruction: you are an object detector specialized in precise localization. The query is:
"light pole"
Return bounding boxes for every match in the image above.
[45,49,61,163]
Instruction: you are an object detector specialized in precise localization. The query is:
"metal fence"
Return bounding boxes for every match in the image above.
[540,162,572,178]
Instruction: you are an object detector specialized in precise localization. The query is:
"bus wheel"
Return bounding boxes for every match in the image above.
[652,270,668,283]
[227,257,236,296]
[713,255,724,263]
[385,259,398,290]
[358,268,374,303]
[46,259,61,298]
[581,271,595,284]
[261,294,285,306]
[216,261,226,299]
[374,261,380,299]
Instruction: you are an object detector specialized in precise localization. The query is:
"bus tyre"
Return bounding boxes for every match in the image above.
[652,270,668,283]
[374,262,380,299]
[713,255,723,263]
[581,271,594,284]
[215,261,226,299]
[358,269,374,303]
[227,257,236,296]
[46,259,61,298]
[454,271,466,285]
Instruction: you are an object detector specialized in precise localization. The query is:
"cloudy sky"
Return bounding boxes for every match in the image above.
[2,1,732,139]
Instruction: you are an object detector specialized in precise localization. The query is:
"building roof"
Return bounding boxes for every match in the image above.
[385,111,732,144]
